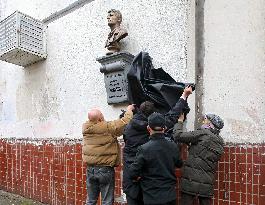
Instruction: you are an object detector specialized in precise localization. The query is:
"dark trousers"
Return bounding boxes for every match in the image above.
[180,193,211,205]
[86,166,115,205]
[126,192,144,205]
[145,199,176,205]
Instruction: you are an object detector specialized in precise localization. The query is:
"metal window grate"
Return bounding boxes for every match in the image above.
[0,11,47,67]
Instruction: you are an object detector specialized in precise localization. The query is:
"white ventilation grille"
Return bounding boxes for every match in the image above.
[0,11,47,67]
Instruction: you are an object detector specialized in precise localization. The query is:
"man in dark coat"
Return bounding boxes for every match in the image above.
[129,113,183,205]
[173,112,225,205]
[122,86,193,205]
[123,101,156,205]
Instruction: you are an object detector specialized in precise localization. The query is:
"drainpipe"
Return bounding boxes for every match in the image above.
[195,0,205,129]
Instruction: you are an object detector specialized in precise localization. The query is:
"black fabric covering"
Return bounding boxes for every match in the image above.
[127,51,195,113]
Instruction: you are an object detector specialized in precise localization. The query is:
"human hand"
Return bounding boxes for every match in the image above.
[178,113,185,122]
[127,104,135,112]
[119,109,126,119]
[182,85,193,99]
[184,85,193,95]
[133,176,141,182]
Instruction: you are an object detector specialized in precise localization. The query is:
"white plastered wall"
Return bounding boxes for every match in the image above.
[0,0,194,139]
[203,0,265,143]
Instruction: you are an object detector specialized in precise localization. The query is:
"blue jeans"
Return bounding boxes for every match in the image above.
[86,166,115,205]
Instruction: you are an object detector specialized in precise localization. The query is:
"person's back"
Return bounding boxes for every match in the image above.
[179,128,224,196]
[124,87,192,205]
[83,108,133,167]
[137,134,182,204]
[82,105,134,205]
[123,101,155,205]
[173,113,224,205]
[123,85,193,158]
[123,101,155,162]
[129,113,182,205]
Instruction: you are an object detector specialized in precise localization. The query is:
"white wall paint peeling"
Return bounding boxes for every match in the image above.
[0,0,193,140]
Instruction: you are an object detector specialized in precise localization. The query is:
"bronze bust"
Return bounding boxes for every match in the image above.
[105,9,128,55]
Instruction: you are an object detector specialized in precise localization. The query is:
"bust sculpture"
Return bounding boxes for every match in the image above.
[105,9,128,55]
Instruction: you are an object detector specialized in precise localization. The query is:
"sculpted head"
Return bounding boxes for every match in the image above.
[88,109,104,122]
[107,9,122,26]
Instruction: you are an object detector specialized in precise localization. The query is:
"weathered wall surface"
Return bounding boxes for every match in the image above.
[0,1,265,205]
[203,0,265,143]
[0,0,194,139]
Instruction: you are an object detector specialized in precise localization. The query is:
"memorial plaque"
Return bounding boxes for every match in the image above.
[97,52,134,104]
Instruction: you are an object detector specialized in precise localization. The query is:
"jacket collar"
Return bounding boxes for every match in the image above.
[149,133,165,140]
[200,127,220,135]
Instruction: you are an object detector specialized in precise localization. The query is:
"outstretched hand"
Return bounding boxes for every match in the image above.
[182,85,193,99]
[178,113,185,122]
[127,104,135,112]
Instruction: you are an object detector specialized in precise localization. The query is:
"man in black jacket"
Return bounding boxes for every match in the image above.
[122,86,193,205]
[129,113,183,205]
[123,101,156,205]
[173,113,225,205]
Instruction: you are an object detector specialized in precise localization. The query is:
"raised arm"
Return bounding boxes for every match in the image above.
[173,114,205,144]
[108,105,134,136]
[165,85,193,130]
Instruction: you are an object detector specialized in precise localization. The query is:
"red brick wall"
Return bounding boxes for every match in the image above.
[0,139,264,205]
[213,144,265,205]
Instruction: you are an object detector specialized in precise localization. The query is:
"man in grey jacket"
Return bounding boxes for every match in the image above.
[173,113,225,205]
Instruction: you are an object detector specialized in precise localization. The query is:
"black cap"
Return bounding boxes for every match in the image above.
[148,112,166,130]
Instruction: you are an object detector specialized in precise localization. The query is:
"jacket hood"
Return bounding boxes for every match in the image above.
[130,113,148,131]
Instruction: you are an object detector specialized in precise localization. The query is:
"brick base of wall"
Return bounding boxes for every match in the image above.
[0,138,264,205]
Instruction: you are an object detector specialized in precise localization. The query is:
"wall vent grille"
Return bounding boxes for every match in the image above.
[0,11,47,67]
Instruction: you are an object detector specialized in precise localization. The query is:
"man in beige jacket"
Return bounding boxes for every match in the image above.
[82,105,134,205]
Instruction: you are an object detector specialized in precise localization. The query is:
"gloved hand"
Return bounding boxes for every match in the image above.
[119,109,126,119]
